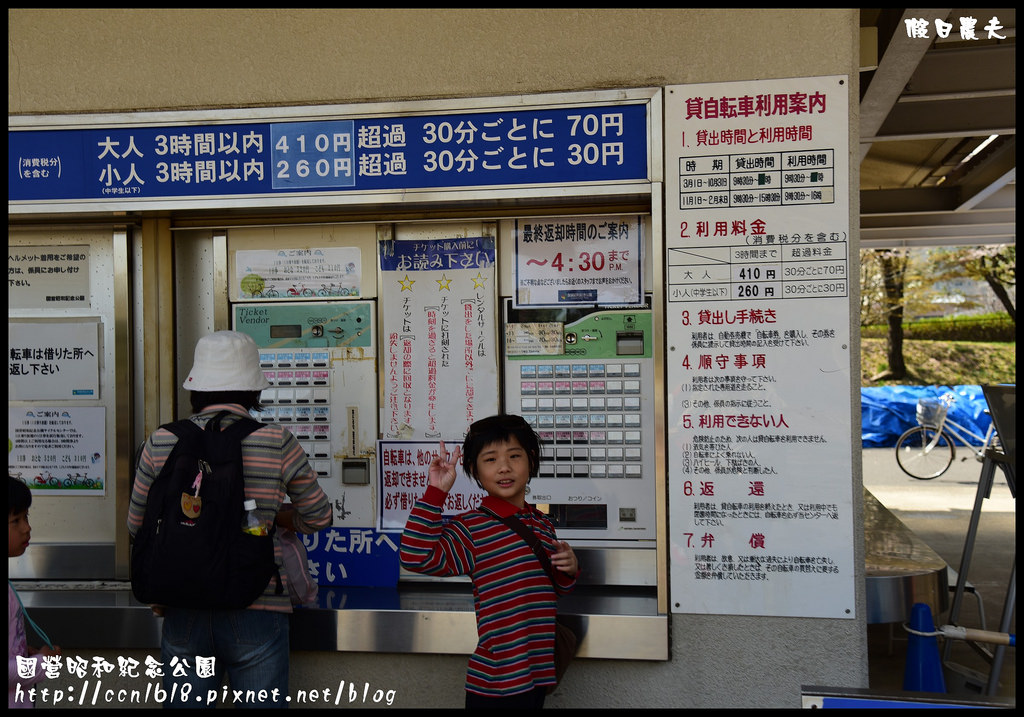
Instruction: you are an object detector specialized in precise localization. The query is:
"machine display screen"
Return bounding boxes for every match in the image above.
[270,324,302,339]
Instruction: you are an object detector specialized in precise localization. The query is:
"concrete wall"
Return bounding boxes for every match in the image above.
[8,8,865,709]
[9,9,857,116]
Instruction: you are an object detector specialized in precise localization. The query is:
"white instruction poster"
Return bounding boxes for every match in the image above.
[235,247,362,299]
[513,215,643,307]
[378,236,499,440]
[8,321,100,400]
[9,406,107,495]
[665,76,855,618]
[377,439,488,532]
[8,245,91,309]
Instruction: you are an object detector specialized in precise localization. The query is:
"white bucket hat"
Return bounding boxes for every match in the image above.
[182,331,271,392]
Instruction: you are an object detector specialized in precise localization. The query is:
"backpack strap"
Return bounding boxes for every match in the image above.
[158,419,204,488]
[201,411,285,597]
[162,418,202,439]
[203,409,262,438]
[161,410,284,598]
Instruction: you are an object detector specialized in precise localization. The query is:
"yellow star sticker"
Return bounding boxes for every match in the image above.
[471,272,488,289]
[436,274,453,291]
[399,275,415,291]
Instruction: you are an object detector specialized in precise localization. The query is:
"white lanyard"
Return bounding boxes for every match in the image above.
[9,581,53,649]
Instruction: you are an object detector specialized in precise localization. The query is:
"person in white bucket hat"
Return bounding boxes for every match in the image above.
[128,330,331,706]
[182,330,271,393]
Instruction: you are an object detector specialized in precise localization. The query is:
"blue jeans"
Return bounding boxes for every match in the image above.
[161,608,289,709]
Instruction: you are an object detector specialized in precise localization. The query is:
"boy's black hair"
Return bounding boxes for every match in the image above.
[190,390,264,415]
[9,475,32,515]
[461,414,541,486]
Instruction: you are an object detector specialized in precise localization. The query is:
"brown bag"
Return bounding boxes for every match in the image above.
[551,616,579,693]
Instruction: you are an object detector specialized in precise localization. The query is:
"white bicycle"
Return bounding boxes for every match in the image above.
[894,392,1000,480]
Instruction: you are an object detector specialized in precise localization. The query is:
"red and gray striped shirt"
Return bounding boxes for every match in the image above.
[401,485,576,696]
[127,404,332,612]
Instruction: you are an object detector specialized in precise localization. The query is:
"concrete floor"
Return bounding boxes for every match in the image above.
[862,448,1015,705]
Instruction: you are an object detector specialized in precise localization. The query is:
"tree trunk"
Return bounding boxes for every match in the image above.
[983,274,1016,321]
[977,257,1016,322]
[884,311,906,378]
[876,251,907,380]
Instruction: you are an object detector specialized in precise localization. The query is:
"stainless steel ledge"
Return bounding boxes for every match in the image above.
[13,491,944,658]
[13,583,669,661]
[8,543,116,580]
[294,584,666,659]
[13,584,162,650]
[863,489,949,624]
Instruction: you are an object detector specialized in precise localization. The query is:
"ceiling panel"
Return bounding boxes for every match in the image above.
[858,8,1015,249]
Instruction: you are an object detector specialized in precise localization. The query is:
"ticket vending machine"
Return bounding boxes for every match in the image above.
[503,298,657,546]
[232,301,378,528]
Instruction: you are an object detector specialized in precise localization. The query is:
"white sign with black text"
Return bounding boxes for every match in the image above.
[665,75,855,618]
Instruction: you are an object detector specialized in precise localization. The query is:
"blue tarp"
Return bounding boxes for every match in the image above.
[860,384,993,448]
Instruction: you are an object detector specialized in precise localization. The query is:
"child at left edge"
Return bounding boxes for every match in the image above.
[9,476,61,709]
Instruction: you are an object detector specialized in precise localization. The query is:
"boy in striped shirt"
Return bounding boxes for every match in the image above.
[401,414,578,709]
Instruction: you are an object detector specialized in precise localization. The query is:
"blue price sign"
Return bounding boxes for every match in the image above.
[10,102,648,207]
[271,120,355,189]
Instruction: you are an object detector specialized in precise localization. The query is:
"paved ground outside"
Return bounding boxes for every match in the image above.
[861,447,1015,704]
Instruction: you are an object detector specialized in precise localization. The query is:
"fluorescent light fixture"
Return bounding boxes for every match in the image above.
[957,134,999,166]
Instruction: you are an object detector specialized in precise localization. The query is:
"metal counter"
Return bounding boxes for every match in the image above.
[12,581,667,660]
[12,489,947,658]
[863,489,949,624]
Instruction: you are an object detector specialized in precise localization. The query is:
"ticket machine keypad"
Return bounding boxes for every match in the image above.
[516,361,644,479]
[255,349,332,478]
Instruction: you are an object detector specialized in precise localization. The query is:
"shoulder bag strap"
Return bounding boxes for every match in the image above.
[205,409,263,436]
[482,507,558,586]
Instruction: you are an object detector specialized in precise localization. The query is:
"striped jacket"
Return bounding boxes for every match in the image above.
[401,485,576,696]
[127,404,332,612]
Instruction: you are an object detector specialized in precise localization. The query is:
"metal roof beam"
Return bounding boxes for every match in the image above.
[956,137,1017,210]
[859,8,953,162]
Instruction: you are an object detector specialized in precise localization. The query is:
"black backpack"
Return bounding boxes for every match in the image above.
[130,410,280,609]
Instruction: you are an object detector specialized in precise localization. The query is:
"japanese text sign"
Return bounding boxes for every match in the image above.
[665,75,855,619]
[8,246,90,308]
[10,103,648,208]
[9,321,100,400]
[514,215,643,307]
[301,527,400,587]
[9,406,106,495]
[378,236,499,439]
[377,440,487,532]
